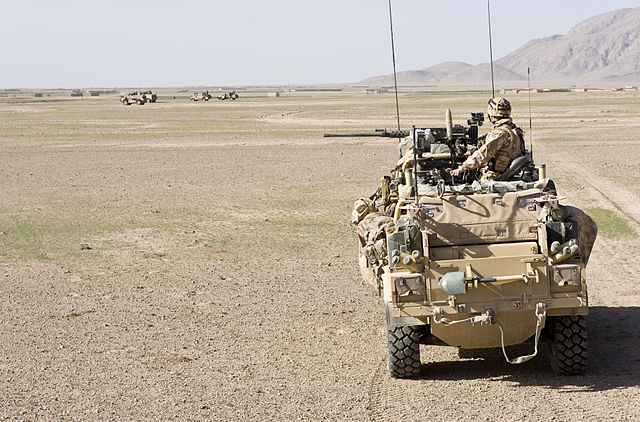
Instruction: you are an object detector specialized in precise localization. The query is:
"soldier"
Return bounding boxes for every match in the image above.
[450,97,525,182]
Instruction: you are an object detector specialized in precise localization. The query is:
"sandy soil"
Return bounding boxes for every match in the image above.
[0,91,639,421]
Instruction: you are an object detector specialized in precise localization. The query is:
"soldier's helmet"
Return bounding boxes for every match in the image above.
[487,97,512,118]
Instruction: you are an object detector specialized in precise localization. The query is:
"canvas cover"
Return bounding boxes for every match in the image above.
[416,188,543,246]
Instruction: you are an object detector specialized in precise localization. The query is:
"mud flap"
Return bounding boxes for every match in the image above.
[385,303,426,330]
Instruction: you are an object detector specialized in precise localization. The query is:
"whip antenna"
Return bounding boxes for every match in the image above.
[487,0,495,98]
[527,67,533,156]
[388,0,401,139]
[527,68,532,140]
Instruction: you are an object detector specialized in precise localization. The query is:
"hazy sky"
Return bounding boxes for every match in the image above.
[2,0,639,88]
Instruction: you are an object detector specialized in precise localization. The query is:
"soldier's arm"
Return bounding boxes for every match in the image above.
[459,130,509,171]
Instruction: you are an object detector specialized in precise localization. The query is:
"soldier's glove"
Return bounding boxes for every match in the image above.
[450,167,464,177]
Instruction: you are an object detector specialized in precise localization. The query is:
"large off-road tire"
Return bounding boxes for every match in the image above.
[387,325,421,378]
[204,96,209,101]
[137,99,144,105]
[549,315,587,375]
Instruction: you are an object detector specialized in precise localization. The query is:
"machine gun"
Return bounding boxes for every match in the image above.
[324,112,483,151]
[325,112,485,186]
[324,129,409,138]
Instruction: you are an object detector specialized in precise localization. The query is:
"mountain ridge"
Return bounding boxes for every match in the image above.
[357,7,640,86]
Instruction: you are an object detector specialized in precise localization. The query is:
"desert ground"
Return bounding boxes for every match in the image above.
[1,89,639,421]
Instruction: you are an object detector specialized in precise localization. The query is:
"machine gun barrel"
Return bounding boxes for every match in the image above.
[324,129,410,138]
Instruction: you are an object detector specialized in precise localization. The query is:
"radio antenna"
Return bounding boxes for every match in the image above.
[388,0,402,145]
[527,67,533,157]
[487,0,495,98]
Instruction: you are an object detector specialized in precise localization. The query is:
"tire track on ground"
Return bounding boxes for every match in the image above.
[552,157,640,227]
[365,354,386,421]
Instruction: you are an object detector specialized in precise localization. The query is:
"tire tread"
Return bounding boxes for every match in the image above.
[550,315,587,375]
[387,326,421,378]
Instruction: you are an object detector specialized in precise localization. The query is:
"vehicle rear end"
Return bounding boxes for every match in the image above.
[383,184,589,377]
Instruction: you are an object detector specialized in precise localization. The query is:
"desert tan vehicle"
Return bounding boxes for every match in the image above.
[217,90,238,100]
[120,92,145,105]
[327,110,595,378]
[140,90,157,103]
[191,91,212,101]
[120,91,156,105]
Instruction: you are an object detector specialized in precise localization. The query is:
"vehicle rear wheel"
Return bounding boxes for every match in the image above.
[137,99,144,105]
[387,325,421,378]
[549,315,587,375]
[204,97,209,101]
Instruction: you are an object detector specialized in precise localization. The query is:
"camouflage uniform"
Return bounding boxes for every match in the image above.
[459,117,524,183]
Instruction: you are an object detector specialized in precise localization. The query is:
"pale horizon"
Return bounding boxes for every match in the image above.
[2,0,640,89]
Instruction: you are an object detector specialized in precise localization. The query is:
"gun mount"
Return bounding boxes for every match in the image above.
[326,111,487,186]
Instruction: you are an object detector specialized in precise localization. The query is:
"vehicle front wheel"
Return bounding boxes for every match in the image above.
[387,325,421,378]
[548,315,587,375]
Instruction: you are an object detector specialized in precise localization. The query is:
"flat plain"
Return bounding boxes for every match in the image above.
[1,89,639,421]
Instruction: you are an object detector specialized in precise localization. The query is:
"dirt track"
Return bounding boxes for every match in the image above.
[1,91,639,421]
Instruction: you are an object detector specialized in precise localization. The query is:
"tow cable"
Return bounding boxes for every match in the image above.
[429,302,548,364]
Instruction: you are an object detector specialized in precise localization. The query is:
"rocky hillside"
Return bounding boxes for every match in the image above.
[358,7,640,86]
[497,7,640,82]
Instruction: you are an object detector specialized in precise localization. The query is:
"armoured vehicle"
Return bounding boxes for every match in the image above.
[191,91,212,101]
[120,90,156,105]
[328,109,596,378]
[140,90,157,103]
[120,92,145,105]
[217,90,239,100]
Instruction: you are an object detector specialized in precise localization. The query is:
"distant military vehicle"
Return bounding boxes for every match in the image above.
[120,90,156,105]
[191,91,212,101]
[140,90,157,103]
[328,109,596,378]
[217,90,239,100]
[120,92,145,105]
